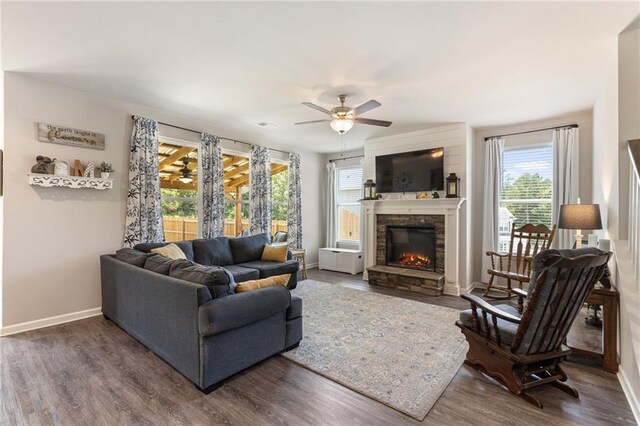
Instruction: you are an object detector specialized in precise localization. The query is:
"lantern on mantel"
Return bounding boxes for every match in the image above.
[363,179,376,200]
[445,173,460,198]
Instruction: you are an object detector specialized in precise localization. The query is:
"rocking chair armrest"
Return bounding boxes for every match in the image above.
[485,250,510,258]
[512,288,528,298]
[461,294,522,324]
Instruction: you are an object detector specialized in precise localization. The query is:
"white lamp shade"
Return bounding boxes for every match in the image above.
[330,118,354,134]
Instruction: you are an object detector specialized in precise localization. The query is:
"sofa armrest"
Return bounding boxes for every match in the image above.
[198,286,291,337]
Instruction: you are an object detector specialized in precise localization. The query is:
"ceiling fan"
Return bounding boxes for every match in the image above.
[295,94,392,134]
[159,156,197,184]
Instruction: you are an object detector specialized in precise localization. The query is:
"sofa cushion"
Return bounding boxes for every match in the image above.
[261,244,288,263]
[286,296,303,320]
[235,274,291,293]
[144,255,175,275]
[459,304,521,347]
[115,248,156,267]
[151,242,187,260]
[223,265,260,283]
[169,260,235,298]
[229,233,270,264]
[134,241,195,261]
[237,260,299,278]
[192,237,234,266]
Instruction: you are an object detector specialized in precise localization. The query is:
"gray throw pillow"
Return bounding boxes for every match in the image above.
[115,248,156,267]
[169,260,236,298]
[144,255,175,275]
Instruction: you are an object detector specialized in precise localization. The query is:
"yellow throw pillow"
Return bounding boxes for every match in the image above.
[235,274,291,293]
[151,243,187,260]
[261,244,288,263]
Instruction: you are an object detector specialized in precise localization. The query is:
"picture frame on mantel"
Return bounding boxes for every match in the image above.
[37,123,105,150]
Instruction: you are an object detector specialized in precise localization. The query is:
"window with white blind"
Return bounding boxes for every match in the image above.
[499,145,553,251]
[336,167,363,242]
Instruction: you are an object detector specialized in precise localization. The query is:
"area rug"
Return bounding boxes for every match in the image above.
[281,280,467,421]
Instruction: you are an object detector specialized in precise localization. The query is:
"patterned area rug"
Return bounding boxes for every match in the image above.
[281,280,467,421]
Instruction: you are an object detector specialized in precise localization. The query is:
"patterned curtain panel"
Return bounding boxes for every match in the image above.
[287,153,303,249]
[249,145,272,235]
[123,116,164,247]
[201,133,225,238]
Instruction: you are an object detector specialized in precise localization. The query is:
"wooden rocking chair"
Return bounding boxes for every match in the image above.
[457,248,610,408]
[484,223,557,299]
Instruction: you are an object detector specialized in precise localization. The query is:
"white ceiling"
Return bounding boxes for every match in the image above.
[3,2,638,153]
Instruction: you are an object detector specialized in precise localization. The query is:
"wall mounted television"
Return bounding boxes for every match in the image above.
[375,147,445,193]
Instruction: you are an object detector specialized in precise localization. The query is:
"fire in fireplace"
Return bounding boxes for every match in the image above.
[386,226,436,271]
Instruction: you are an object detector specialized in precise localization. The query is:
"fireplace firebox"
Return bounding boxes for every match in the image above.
[386,226,437,272]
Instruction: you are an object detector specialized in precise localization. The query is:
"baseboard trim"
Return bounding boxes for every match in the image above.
[618,367,640,424]
[306,262,318,269]
[0,307,102,337]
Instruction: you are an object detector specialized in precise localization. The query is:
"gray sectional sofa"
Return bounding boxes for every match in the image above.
[100,233,303,393]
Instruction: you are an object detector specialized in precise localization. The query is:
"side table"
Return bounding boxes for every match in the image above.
[568,284,619,373]
[291,249,307,280]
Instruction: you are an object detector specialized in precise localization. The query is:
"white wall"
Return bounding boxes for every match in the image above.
[472,111,594,281]
[2,73,324,328]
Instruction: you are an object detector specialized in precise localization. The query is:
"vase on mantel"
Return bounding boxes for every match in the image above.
[100,172,111,179]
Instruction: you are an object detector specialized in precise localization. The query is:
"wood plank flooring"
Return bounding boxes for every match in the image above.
[0,269,635,425]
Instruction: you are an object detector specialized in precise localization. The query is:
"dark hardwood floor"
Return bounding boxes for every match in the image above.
[0,269,635,425]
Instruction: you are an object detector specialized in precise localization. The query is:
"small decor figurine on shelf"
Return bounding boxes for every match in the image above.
[97,162,114,179]
[83,161,95,178]
[31,155,53,174]
[445,173,460,198]
[53,159,69,176]
[431,187,440,199]
[418,192,428,199]
[73,159,85,177]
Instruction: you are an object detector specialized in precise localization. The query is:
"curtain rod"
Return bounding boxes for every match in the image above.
[484,124,578,141]
[131,116,291,155]
[329,154,364,163]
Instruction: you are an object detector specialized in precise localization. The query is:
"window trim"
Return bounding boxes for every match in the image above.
[335,164,363,244]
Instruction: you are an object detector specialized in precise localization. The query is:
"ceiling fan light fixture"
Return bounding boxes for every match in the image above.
[330,118,354,134]
[178,175,193,184]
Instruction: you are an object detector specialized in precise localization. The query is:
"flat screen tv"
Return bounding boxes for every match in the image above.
[375,148,444,193]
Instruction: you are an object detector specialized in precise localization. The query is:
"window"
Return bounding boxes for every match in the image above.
[158,140,199,242]
[223,154,250,237]
[499,145,553,250]
[337,166,363,242]
[271,163,289,235]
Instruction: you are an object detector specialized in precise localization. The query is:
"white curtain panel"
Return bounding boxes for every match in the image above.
[325,162,337,247]
[552,127,580,248]
[481,137,505,282]
[287,153,303,249]
[123,116,164,247]
[200,133,225,238]
[249,145,272,235]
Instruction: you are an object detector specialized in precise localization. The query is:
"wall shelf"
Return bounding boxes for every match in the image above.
[28,173,114,190]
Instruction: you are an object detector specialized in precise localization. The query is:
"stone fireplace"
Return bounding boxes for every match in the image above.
[386,226,437,271]
[362,198,466,296]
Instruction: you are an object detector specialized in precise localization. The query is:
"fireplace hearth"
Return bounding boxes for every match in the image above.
[386,226,436,272]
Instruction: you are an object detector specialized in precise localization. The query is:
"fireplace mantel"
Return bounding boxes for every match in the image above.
[362,198,467,295]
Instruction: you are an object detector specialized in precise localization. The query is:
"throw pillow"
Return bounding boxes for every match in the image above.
[144,254,175,275]
[151,243,187,260]
[115,248,156,267]
[235,274,291,293]
[261,244,288,263]
[169,260,235,298]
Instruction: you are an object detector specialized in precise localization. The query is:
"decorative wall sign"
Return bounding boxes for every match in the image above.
[37,123,105,150]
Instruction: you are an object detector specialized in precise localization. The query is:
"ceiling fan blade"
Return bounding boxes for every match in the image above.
[302,102,331,115]
[354,117,392,127]
[353,100,381,116]
[295,119,330,125]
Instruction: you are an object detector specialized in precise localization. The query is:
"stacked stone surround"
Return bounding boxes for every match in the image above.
[369,214,446,296]
[375,214,445,273]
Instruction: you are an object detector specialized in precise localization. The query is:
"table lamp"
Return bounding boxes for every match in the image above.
[558,203,603,248]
